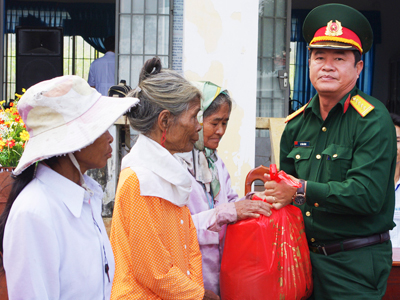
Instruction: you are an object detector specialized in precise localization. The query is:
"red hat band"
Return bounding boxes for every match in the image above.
[309,20,363,54]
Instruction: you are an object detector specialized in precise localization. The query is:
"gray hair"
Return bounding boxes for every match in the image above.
[127,57,201,135]
[203,92,232,119]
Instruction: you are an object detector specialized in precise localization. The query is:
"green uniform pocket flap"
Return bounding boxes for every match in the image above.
[287,147,313,161]
[322,144,352,160]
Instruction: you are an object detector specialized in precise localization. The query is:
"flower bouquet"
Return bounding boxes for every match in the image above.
[0,91,29,167]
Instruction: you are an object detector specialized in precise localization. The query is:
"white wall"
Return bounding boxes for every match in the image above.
[183,0,259,196]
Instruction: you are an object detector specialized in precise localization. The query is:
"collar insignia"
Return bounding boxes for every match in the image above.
[285,103,309,123]
[325,20,343,37]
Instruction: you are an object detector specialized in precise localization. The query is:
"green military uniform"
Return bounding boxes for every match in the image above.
[279,3,397,298]
[281,87,396,298]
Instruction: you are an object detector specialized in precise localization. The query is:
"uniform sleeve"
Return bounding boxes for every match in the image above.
[4,210,60,300]
[115,174,204,299]
[280,125,298,178]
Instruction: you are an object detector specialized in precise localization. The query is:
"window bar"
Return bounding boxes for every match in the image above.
[143,0,147,65]
[72,36,76,75]
[156,0,159,59]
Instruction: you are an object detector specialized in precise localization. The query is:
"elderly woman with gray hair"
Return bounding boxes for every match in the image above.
[175,82,272,296]
[110,58,218,299]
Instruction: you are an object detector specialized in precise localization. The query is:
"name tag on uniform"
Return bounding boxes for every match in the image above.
[294,141,310,147]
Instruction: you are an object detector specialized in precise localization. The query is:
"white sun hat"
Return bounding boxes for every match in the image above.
[13,75,139,176]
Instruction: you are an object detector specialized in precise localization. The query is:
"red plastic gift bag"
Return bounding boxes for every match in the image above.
[220,200,313,300]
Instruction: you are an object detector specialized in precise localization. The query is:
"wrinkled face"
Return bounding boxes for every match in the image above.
[74,131,114,173]
[203,102,231,150]
[165,97,201,154]
[309,49,363,98]
[396,125,400,164]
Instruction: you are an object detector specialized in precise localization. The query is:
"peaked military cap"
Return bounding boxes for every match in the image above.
[303,3,373,54]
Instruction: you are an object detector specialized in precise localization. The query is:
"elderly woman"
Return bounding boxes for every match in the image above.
[0,75,138,299]
[110,58,217,299]
[175,81,271,295]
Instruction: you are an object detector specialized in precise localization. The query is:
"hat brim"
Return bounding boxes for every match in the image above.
[13,95,139,175]
[308,41,358,51]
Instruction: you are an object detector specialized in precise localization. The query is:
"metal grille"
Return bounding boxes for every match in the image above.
[64,35,100,81]
[3,33,99,101]
[4,33,16,102]
[257,0,287,120]
[117,0,172,87]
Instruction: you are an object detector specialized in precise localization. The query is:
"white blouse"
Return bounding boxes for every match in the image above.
[3,163,114,299]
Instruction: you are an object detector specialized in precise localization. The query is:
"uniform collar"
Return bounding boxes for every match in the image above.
[304,85,358,118]
[35,163,102,217]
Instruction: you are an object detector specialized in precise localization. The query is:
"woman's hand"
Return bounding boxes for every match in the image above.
[203,289,220,300]
[234,199,272,221]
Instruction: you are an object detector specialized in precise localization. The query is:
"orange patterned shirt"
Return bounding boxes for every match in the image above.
[110,168,204,299]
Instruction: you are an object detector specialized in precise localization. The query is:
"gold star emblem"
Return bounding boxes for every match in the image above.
[325,20,343,36]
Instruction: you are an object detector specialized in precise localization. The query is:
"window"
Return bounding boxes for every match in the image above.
[2,2,114,101]
[256,0,288,141]
[3,33,98,101]
[255,0,290,167]
[117,0,172,87]
[64,36,100,81]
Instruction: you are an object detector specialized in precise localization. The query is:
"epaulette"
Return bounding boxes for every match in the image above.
[350,95,374,117]
[285,104,308,123]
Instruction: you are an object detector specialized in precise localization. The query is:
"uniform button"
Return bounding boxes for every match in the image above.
[306,211,311,217]
[310,238,315,242]
[333,154,338,158]
[314,203,319,207]
[295,154,301,159]
[312,248,318,253]
[322,127,327,132]
[187,270,190,276]
[181,220,184,224]
[316,154,321,160]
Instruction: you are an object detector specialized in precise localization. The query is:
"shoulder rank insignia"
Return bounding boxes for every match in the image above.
[350,95,374,117]
[285,104,308,123]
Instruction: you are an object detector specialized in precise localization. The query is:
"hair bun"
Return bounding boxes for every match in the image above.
[139,57,162,83]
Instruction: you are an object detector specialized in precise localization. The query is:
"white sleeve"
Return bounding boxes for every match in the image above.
[4,210,60,300]
[190,208,220,245]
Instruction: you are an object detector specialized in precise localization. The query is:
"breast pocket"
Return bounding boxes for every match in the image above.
[287,147,313,177]
[321,144,352,181]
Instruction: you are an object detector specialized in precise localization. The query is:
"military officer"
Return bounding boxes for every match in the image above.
[263,3,396,299]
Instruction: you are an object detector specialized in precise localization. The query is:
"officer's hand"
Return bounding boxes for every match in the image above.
[234,199,272,221]
[262,173,298,209]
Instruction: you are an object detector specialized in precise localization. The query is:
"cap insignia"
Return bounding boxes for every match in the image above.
[325,20,343,37]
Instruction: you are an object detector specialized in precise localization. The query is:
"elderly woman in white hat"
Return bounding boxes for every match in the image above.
[0,75,138,299]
